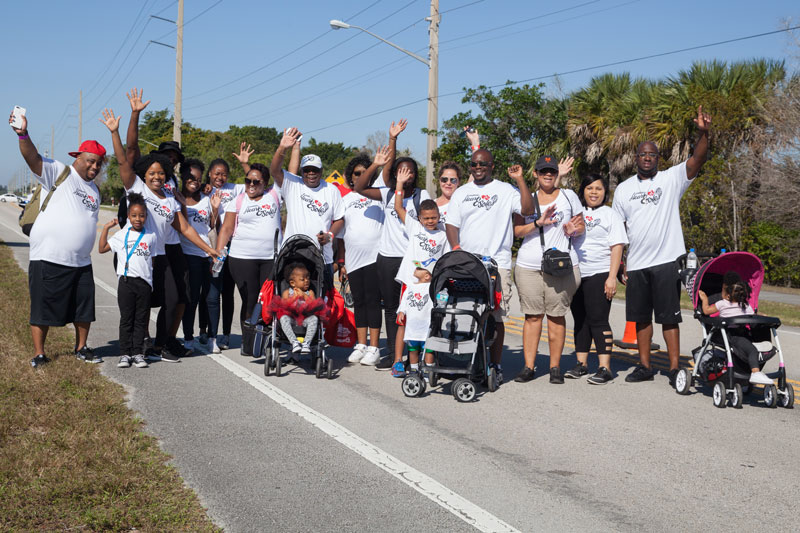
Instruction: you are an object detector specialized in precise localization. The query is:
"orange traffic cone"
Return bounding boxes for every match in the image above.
[613,321,660,350]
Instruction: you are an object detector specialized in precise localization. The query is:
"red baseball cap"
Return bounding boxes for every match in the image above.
[68,140,106,158]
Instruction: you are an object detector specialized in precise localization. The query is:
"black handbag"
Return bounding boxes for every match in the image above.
[534,194,573,277]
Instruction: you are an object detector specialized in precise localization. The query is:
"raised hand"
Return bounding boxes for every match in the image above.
[507,164,524,181]
[465,127,480,147]
[558,156,574,178]
[9,111,27,135]
[126,87,150,113]
[396,165,414,187]
[209,190,222,210]
[104,218,119,229]
[280,127,301,149]
[563,213,583,236]
[693,105,712,132]
[100,109,121,132]
[233,141,254,164]
[539,204,558,226]
[373,145,391,167]
[389,119,408,139]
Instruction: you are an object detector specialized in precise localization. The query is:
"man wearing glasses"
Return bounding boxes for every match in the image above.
[446,149,535,381]
[612,106,712,385]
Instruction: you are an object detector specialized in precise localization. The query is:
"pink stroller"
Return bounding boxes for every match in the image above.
[675,252,794,409]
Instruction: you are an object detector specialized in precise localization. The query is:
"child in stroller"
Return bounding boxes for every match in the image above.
[273,262,324,355]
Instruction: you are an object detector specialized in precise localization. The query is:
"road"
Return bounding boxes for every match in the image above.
[3,202,799,532]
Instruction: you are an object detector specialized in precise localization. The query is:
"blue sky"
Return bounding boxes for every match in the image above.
[2,0,798,188]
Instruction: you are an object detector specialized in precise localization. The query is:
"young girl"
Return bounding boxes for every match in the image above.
[698,271,773,385]
[270,263,325,355]
[396,267,435,378]
[98,193,156,369]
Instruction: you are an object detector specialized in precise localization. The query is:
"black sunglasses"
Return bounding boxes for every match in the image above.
[469,161,491,168]
[244,178,264,186]
[440,177,459,184]
[352,170,363,177]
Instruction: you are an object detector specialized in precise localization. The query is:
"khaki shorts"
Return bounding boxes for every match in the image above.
[492,267,513,320]
[515,265,581,317]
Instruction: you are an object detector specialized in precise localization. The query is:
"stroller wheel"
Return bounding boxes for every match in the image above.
[263,347,271,376]
[764,384,778,408]
[274,352,282,377]
[674,368,692,395]
[315,356,324,379]
[779,384,795,409]
[487,366,498,393]
[712,381,727,408]
[452,378,476,403]
[402,375,424,397]
[326,357,334,379]
[729,383,743,409]
[429,371,438,388]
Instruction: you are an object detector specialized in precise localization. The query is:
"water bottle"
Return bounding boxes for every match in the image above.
[211,249,227,278]
[686,248,698,270]
[435,288,449,308]
[720,248,726,255]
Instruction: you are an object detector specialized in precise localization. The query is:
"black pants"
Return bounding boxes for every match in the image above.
[154,244,188,346]
[182,254,211,341]
[118,276,152,356]
[349,262,382,329]
[571,272,613,354]
[228,257,274,325]
[729,333,759,369]
[207,255,235,338]
[377,254,403,357]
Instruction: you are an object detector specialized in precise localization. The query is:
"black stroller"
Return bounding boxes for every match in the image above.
[401,250,498,402]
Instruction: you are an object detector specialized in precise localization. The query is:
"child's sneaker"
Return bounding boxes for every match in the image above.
[348,343,367,363]
[183,339,194,355]
[117,355,132,368]
[291,341,302,354]
[300,342,311,355]
[391,361,406,378]
[360,346,381,366]
[132,354,149,368]
[749,371,773,385]
[198,332,209,345]
[210,339,221,354]
[218,335,230,350]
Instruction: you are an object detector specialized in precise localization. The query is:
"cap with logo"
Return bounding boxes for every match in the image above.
[68,140,107,159]
[535,155,559,172]
[300,154,323,170]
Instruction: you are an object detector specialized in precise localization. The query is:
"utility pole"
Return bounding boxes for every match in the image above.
[78,90,83,144]
[51,124,54,161]
[425,0,440,197]
[173,0,184,145]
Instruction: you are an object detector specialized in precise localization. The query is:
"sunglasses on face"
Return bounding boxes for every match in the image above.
[469,161,491,168]
[244,178,264,186]
[352,170,363,177]
[637,152,659,158]
[440,177,459,184]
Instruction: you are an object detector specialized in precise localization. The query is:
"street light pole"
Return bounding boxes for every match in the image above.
[173,0,184,145]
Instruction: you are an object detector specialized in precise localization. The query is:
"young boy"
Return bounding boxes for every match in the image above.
[396,267,435,377]
[98,193,157,368]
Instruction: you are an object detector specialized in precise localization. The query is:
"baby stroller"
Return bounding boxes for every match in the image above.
[401,250,498,402]
[674,251,793,408]
[261,234,332,379]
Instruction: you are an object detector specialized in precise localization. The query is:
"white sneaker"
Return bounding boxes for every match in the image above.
[360,346,381,366]
[291,341,302,354]
[348,343,367,363]
[749,371,773,385]
[132,354,149,368]
[184,339,194,355]
[218,335,230,350]
[117,355,132,368]
[210,339,221,354]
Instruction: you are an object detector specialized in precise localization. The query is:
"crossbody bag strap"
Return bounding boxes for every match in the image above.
[533,193,546,251]
[40,166,72,213]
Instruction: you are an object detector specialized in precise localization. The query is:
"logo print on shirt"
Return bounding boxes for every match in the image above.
[243,202,278,217]
[407,292,429,310]
[585,215,600,230]
[463,193,498,210]
[629,188,663,205]
[145,197,175,221]
[414,232,443,255]
[191,208,208,224]
[73,190,99,211]
[301,193,330,215]
[348,197,371,210]
[132,240,151,257]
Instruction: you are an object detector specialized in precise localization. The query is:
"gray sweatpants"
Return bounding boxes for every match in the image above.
[279,315,319,345]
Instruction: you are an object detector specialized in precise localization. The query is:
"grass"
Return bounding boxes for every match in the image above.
[0,241,220,532]
[614,282,800,327]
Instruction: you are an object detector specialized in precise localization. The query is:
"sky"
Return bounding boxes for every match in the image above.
[2,0,799,188]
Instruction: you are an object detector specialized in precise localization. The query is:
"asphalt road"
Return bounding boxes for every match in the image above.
[3,202,799,532]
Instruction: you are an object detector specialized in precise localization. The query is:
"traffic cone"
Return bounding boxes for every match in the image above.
[613,321,660,350]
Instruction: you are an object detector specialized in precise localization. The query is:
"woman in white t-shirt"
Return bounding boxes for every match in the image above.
[512,157,584,384]
[568,174,627,385]
[436,126,479,223]
[215,163,282,340]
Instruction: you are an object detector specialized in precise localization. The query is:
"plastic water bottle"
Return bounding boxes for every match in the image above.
[720,248,727,255]
[686,248,698,270]
[211,250,227,278]
[436,288,449,308]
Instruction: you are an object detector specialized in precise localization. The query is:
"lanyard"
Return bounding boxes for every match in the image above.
[124,228,145,277]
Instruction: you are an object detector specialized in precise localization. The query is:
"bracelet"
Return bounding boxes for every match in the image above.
[327,231,334,241]
[452,244,461,251]
[471,144,480,151]
[18,134,29,140]
[395,189,404,196]
[336,259,345,265]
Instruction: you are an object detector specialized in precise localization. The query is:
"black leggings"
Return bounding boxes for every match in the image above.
[729,333,760,369]
[228,257,274,325]
[182,254,211,341]
[570,272,612,355]
[377,254,403,357]
[349,262,382,329]
[152,245,188,346]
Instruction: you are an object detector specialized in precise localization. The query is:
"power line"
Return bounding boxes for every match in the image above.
[440,0,485,15]
[151,0,224,42]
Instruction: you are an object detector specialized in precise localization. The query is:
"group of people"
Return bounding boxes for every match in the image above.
[12,88,716,389]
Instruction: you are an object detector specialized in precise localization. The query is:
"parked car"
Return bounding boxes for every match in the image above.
[0,193,19,202]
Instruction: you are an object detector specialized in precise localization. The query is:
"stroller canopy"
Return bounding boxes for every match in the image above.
[689,251,764,311]
[430,250,494,302]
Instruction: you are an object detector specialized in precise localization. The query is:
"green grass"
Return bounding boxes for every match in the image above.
[0,241,220,532]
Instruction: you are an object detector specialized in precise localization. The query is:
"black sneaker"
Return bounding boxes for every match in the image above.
[564,363,588,379]
[76,346,102,364]
[668,368,680,388]
[145,347,162,361]
[588,367,613,385]
[514,366,536,383]
[159,346,181,363]
[167,338,188,357]
[625,364,654,382]
[376,356,394,370]
[31,354,50,368]
[549,367,564,384]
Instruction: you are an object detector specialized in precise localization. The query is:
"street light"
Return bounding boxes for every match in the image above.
[329,1,439,197]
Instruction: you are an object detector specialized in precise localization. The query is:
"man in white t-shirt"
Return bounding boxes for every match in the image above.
[612,106,712,385]
[446,148,535,379]
[270,127,344,290]
[10,110,105,367]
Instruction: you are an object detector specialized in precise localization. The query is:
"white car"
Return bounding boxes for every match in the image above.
[0,193,19,203]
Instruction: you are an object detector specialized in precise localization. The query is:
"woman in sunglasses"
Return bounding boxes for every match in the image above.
[435,127,478,223]
[215,163,282,333]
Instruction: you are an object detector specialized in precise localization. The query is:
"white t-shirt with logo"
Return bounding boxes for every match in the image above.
[213,182,246,225]
[446,179,522,270]
[438,202,449,225]
[108,224,157,287]
[280,172,344,264]
[224,190,283,260]
[377,187,432,258]
[30,158,101,267]
[339,192,384,273]
[398,281,433,342]
[395,217,449,286]
[180,195,213,257]
[126,178,180,257]
[612,162,691,271]
[573,205,628,278]
[517,189,582,270]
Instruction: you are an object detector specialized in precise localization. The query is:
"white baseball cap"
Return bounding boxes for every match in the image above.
[300,154,323,170]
